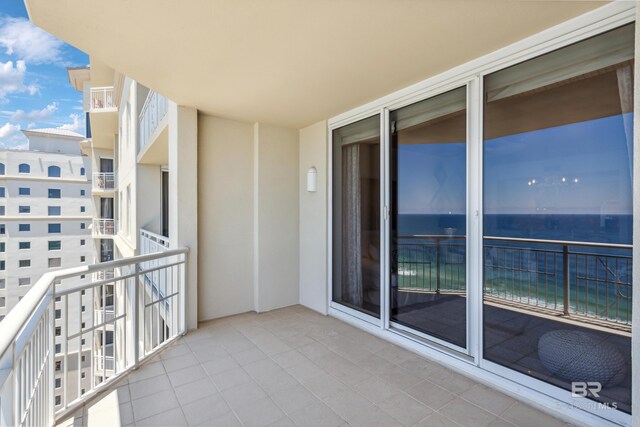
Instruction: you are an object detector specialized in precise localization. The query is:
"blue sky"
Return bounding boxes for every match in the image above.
[398,113,633,215]
[0,0,88,149]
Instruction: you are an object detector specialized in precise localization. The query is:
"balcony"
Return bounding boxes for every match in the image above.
[92,173,116,193]
[52,307,566,427]
[138,90,169,157]
[92,219,117,237]
[140,229,169,255]
[89,87,117,113]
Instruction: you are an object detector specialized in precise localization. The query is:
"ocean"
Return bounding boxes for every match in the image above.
[397,213,632,245]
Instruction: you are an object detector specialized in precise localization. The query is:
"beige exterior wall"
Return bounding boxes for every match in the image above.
[198,115,255,320]
[255,123,299,313]
[299,121,328,314]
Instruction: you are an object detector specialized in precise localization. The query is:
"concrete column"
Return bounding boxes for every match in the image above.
[168,103,198,330]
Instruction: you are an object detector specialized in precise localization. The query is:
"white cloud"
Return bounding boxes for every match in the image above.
[0,60,38,101]
[58,113,83,132]
[0,121,27,149]
[0,122,19,138]
[0,17,64,65]
[10,102,58,122]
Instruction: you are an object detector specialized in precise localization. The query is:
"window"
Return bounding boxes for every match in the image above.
[0,242,4,252]
[18,163,30,174]
[0,163,4,175]
[81,356,85,362]
[80,167,85,176]
[81,322,85,329]
[0,224,4,235]
[18,206,30,214]
[0,279,5,289]
[81,305,85,312]
[47,166,61,177]
[80,206,86,213]
[0,206,5,216]
[55,378,61,388]
[48,206,61,216]
[55,326,61,336]
[80,189,85,196]
[18,187,29,196]
[81,372,86,379]
[55,296,61,302]
[0,261,5,271]
[55,361,61,371]
[0,297,4,307]
[0,187,5,198]
[19,260,30,268]
[48,189,61,198]
[80,274,85,279]
[18,278,30,286]
[48,241,61,251]
[80,256,85,262]
[81,339,85,346]
[55,344,61,354]
[48,258,61,268]
[18,224,30,232]
[80,223,86,230]
[55,396,60,406]
[19,242,30,249]
[48,224,61,233]
[55,309,61,319]
[80,239,85,246]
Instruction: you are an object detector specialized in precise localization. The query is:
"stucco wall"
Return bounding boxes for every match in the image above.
[298,121,328,314]
[198,115,255,320]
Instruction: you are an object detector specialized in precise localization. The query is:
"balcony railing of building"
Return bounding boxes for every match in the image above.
[0,248,188,426]
[92,173,116,192]
[93,269,115,282]
[92,219,116,237]
[397,235,632,332]
[138,91,169,154]
[140,229,169,255]
[89,87,117,112]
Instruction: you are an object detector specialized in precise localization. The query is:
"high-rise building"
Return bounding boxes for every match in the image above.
[0,128,93,321]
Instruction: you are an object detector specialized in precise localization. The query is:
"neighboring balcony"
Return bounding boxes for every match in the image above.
[138,90,169,164]
[92,219,117,237]
[92,172,116,193]
[90,87,117,113]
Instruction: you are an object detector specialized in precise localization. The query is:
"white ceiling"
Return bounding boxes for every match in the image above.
[26,0,607,129]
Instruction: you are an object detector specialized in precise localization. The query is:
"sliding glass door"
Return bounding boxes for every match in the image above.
[330,18,633,421]
[389,87,468,349]
[332,116,381,318]
[483,24,633,413]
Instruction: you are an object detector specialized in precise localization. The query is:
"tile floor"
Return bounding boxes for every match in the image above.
[58,305,570,427]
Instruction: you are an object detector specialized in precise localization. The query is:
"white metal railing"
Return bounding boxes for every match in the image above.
[93,269,115,282]
[140,229,169,255]
[90,87,116,112]
[92,219,116,237]
[93,308,114,325]
[0,248,188,426]
[92,173,116,192]
[138,91,169,154]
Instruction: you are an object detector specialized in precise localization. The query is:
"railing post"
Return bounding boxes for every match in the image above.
[563,245,570,316]
[435,237,441,294]
[132,263,140,368]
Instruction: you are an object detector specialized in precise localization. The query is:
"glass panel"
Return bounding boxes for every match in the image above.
[332,115,381,318]
[390,87,467,348]
[483,24,633,413]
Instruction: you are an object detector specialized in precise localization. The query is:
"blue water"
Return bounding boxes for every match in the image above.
[398,214,632,245]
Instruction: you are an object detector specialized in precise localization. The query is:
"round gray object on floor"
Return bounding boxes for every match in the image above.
[538,330,626,387]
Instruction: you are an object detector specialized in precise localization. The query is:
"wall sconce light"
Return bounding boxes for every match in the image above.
[307,167,317,192]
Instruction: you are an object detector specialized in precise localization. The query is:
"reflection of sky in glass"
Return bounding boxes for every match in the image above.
[398,113,633,215]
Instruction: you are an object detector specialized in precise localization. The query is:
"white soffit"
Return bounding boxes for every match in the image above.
[25,0,609,129]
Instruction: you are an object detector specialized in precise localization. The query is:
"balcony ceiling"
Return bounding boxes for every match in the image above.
[25,0,607,129]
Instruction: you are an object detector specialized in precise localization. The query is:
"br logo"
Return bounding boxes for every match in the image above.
[571,382,602,398]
